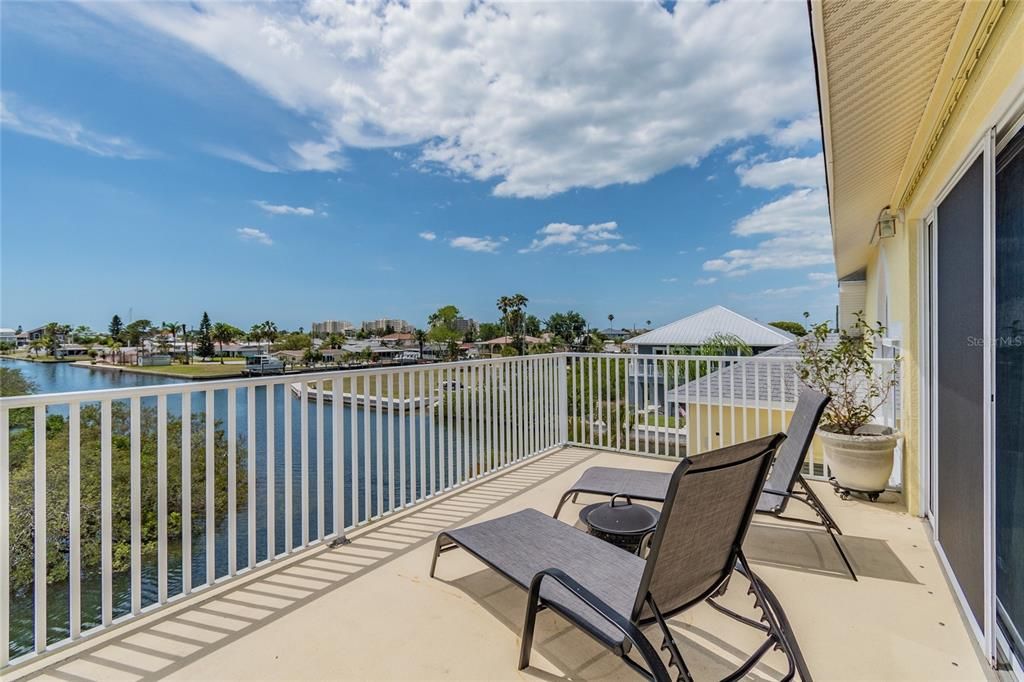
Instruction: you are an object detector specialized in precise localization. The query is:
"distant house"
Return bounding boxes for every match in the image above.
[0,328,16,346]
[205,342,263,358]
[25,325,68,343]
[56,343,90,358]
[380,332,417,348]
[624,306,795,409]
[623,305,794,355]
[599,328,631,342]
[475,336,545,355]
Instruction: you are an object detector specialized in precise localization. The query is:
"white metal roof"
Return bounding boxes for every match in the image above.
[622,305,794,348]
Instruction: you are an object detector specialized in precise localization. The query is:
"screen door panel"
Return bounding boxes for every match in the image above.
[936,155,985,625]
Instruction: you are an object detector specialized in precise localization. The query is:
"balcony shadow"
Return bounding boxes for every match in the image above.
[745,521,919,583]
[17,448,594,682]
[446,567,790,681]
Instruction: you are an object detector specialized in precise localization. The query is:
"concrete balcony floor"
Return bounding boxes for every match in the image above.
[9,447,989,681]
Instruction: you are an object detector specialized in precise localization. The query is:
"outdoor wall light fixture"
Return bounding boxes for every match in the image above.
[873,206,897,242]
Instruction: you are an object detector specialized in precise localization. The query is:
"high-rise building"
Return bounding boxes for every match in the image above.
[311,320,354,336]
[361,318,413,334]
[452,318,477,335]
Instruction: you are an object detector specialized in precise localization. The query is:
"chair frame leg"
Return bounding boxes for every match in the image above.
[429,533,458,578]
[647,596,694,682]
[771,478,857,581]
[734,551,812,682]
[552,490,580,519]
[793,478,857,581]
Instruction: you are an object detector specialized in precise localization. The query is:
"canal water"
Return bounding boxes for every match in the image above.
[2,359,485,660]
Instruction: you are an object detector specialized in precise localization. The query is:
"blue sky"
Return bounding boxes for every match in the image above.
[1,1,836,333]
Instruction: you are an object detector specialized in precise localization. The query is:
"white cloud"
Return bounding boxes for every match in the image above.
[578,242,639,255]
[695,277,717,286]
[520,221,637,254]
[205,145,282,173]
[756,271,836,297]
[695,246,706,252]
[1,92,151,159]
[254,200,315,216]
[733,187,829,236]
[288,138,345,172]
[203,141,343,173]
[727,146,752,163]
[450,236,504,253]
[736,153,823,190]
[770,114,820,147]
[661,277,679,283]
[237,227,273,245]
[418,231,437,241]
[84,1,818,197]
[703,188,832,276]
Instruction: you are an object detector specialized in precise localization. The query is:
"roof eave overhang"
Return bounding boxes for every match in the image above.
[807,0,844,278]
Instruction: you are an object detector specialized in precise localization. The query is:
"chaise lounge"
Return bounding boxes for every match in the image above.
[430,433,811,681]
[553,387,856,579]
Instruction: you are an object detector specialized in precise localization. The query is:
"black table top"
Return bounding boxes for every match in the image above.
[580,498,660,537]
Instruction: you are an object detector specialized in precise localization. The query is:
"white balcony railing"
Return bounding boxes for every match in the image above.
[0,352,899,669]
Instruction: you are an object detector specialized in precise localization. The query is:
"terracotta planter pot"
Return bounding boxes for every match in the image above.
[819,425,900,494]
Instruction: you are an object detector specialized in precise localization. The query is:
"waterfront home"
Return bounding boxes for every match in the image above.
[215,341,265,358]
[24,325,67,344]
[54,343,91,359]
[0,328,16,347]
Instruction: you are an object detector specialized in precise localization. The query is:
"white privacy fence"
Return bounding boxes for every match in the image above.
[0,351,900,668]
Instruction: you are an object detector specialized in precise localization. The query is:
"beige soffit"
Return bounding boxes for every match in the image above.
[812,0,965,279]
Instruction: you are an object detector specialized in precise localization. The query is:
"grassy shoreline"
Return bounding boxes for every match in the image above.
[0,353,84,363]
[71,361,247,380]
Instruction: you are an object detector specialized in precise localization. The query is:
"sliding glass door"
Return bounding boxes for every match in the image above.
[934,154,986,625]
[996,123,1024,663]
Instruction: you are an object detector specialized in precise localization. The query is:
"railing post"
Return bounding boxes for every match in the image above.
[558,354,569,445]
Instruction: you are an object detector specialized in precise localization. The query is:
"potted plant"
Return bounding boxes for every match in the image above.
[797,314,900,499]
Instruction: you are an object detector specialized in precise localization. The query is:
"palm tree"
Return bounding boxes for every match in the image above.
[212,323,241,363]
[497,293,529,355]
[259,321,279,353]
[414,329,428,358]
[180,324,190,364]
[106,337,123,365]
[161,322,180,358]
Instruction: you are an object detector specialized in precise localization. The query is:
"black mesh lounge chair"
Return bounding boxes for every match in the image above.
[431,434,812,682]
[553,387,855,580]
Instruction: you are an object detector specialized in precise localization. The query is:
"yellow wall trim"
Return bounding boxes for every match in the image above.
[896,0,1008,210]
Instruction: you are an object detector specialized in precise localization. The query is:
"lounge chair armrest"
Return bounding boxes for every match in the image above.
[526,568,670,681]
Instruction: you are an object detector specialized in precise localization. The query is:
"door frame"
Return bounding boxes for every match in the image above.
[921,130,996,662]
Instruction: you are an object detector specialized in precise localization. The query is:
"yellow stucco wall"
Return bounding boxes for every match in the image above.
[854,2,1023,516]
